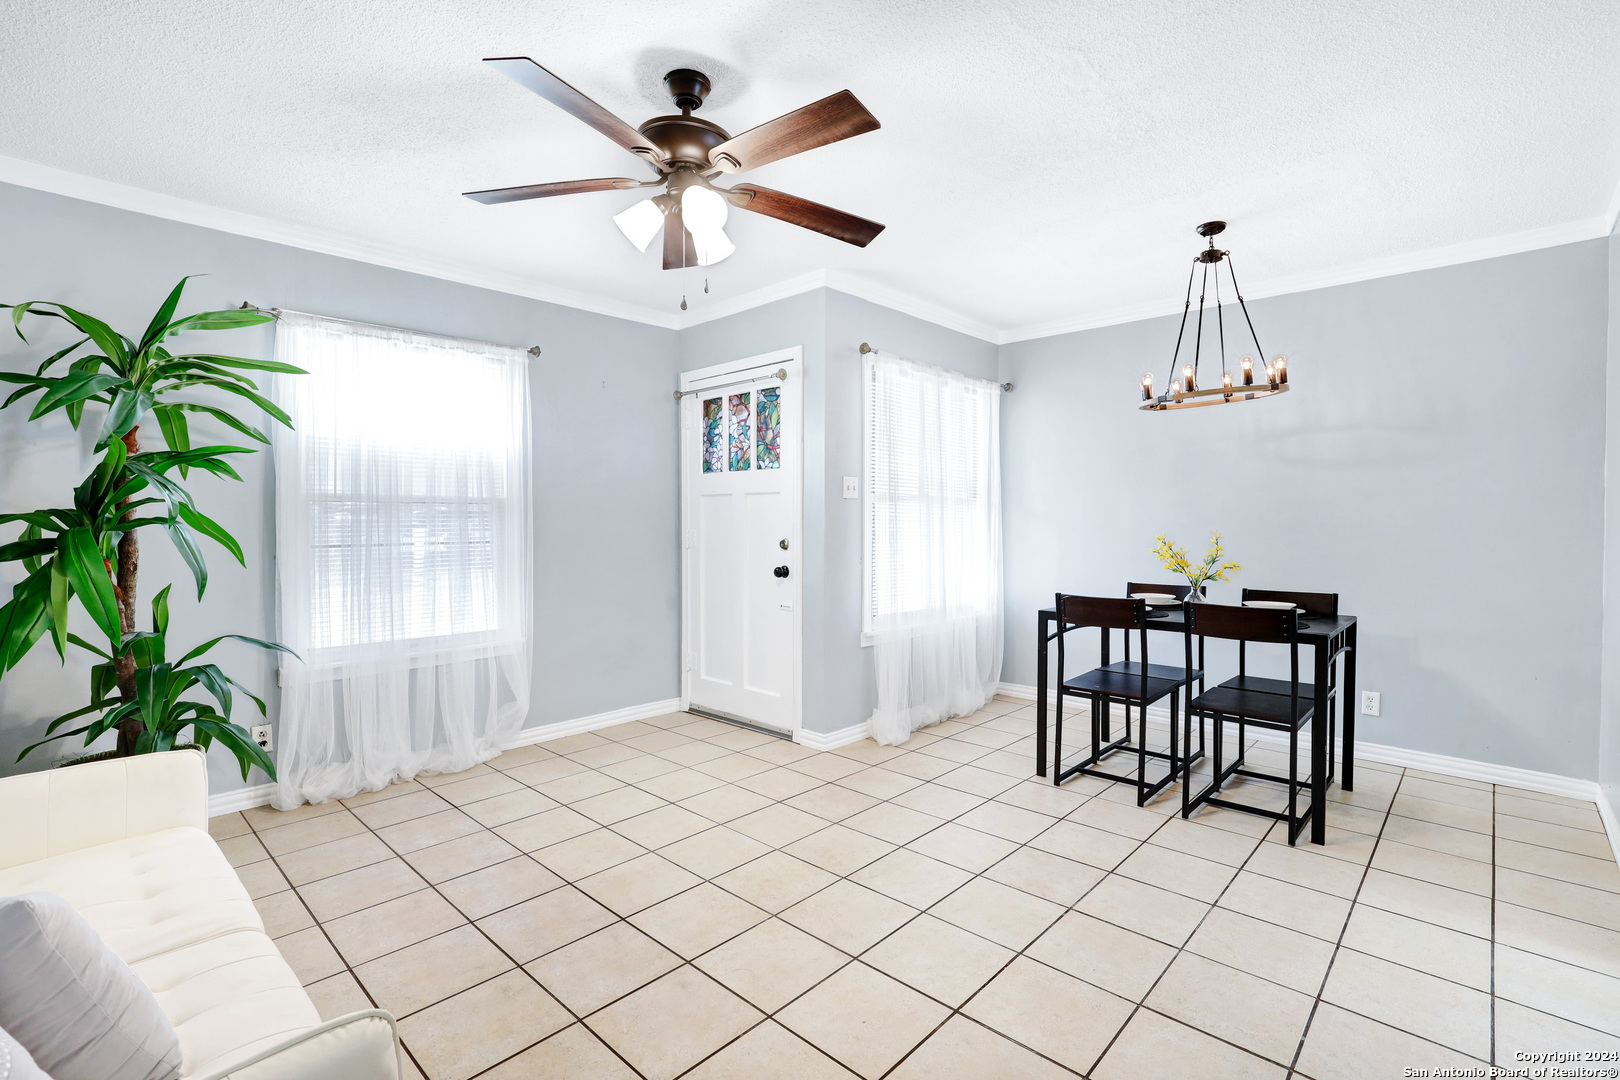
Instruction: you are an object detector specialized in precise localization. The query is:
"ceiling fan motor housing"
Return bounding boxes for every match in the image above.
[664,69,712,111]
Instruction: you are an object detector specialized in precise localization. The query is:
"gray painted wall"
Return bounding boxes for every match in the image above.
[677,288,996,734]
[0,181,681,797]
[999,240,1611,779]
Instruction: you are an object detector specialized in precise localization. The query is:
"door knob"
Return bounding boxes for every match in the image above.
[773,565,790,578]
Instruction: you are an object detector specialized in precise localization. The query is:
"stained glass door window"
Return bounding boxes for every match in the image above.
[728,392,752,471]
[701,398,724,473]
[757,386,781,469]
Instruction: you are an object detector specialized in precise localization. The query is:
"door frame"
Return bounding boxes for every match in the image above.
[678,346,805,738]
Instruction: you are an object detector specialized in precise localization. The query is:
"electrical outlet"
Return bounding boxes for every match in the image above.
[1361,691,1380,717]
[251,724,273,752]
[842,476,859,499]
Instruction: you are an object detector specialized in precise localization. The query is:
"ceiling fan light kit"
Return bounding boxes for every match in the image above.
[465,58,886,274]
[1140,221,1290,412]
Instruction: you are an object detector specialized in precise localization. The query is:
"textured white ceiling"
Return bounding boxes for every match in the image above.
[2,0,1618,338]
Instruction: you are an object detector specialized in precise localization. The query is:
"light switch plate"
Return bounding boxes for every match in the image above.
[842,476,859,499]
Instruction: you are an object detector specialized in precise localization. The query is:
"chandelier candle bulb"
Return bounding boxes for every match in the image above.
[1274,356,1288,385]
[1141,373,1154,401]
[1240,356,1254,385]
[1183,364,1197,392]
[1265,363,1277,389]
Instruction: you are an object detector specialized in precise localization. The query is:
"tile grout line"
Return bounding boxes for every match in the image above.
[1283,764,1401,1078]
[239,809,437,1080]
[337,780,659,1080]
[240,700,1607,1079]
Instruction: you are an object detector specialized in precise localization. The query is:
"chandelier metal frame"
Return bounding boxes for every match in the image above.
[1140,221,1288,411]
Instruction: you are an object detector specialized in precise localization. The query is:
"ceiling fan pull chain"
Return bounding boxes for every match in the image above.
[705,278,710,294]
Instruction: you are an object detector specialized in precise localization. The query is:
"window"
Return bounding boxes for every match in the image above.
[863,353,1001,639]
[273,313,530,658]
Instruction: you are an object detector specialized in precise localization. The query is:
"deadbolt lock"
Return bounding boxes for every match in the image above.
[779,539,789,550]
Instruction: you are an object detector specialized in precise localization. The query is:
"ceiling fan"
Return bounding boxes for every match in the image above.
[464,58,885,269]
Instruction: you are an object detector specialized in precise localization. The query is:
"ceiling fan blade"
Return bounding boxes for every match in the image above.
[662,207,699,270]
[728,184,885,247]
[707,90,879,174]
[485,57,666,169]
[463,177,646,204]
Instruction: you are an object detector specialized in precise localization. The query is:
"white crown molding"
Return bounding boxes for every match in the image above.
[796,722,871,751]
[998,214,1614,344]
[0,154,680,331]
[9,153,1615,352]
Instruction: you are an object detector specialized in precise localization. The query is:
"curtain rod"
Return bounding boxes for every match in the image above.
[239,303,542,356]
[672,367,789,401]
[859,342,1013,392]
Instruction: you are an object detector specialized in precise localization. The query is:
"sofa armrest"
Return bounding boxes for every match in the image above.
[0,748,209,871]
[187,1011,402,1080]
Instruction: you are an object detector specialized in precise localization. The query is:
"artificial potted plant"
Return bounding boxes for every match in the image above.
[0,277,299,778]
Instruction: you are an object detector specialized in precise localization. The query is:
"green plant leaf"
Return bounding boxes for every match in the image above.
[134,662,172,729]
[0,537,57,563]
[90,661,117,706]
[16,722,99,761]
[47,556,69,661]
[177,633,298,666]
[185,663,232,715]
[182,377,293,428]
[175,502,244,565]
[68,632,111,659]
[139,277,196,353]
[138,444,253,474]
[0,564,52,673]
[176,403,268,444]
[0,511,65,530]
[59,526,121,645]
[152,583,171,636]
[153,402,191,461]
[165,520,208,600]
[166,352,305,375]
[96,388,155,450]
[36,336,91,376]
[163,309,276,336]
[28,371,125,421]
[1,301,75,342]
[124,630,165,668]
[191,716,275,781]
[54,304,129,366]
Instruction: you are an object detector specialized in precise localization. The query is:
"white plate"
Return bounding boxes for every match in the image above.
[1243,600,1303,611]
[1130,593,1178,606]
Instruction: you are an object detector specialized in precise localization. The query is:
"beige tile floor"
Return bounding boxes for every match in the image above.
[211,698,1620,1080]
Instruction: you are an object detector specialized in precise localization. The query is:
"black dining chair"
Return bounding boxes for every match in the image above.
[1226,589,1339,784]
[1181,602,1316,844]
[1053,593,1195,805]
[1121,581,1208,761]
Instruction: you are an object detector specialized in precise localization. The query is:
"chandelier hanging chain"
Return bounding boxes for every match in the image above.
[1225,252,1266,361]
[1140,221,1288,411]
[1167,262,1198,389]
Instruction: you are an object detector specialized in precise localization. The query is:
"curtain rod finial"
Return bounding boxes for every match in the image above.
[1001,382,1014,392]
[860,342,873,354]
[527,345,542,357]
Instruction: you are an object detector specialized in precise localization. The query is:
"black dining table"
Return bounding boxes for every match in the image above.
[1032,603,1358,845]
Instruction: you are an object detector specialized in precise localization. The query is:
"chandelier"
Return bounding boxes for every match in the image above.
[1140,221,1288,411]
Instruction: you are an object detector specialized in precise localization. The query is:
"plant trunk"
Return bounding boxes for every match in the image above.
[113,426,142,756]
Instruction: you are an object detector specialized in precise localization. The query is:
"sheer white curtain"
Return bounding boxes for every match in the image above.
[865,352,1003,746]
[270,312,532,808]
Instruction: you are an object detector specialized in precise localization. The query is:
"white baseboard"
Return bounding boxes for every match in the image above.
[796,722,871,752]
[207,697,686,816]
[999,682,1620,868]
[209,783,278,817]
[502,698,684,749]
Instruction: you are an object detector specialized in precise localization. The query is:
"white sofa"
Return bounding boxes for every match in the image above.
[0,749,403,1080]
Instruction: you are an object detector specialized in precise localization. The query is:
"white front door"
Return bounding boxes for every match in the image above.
[681,349,802,735]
